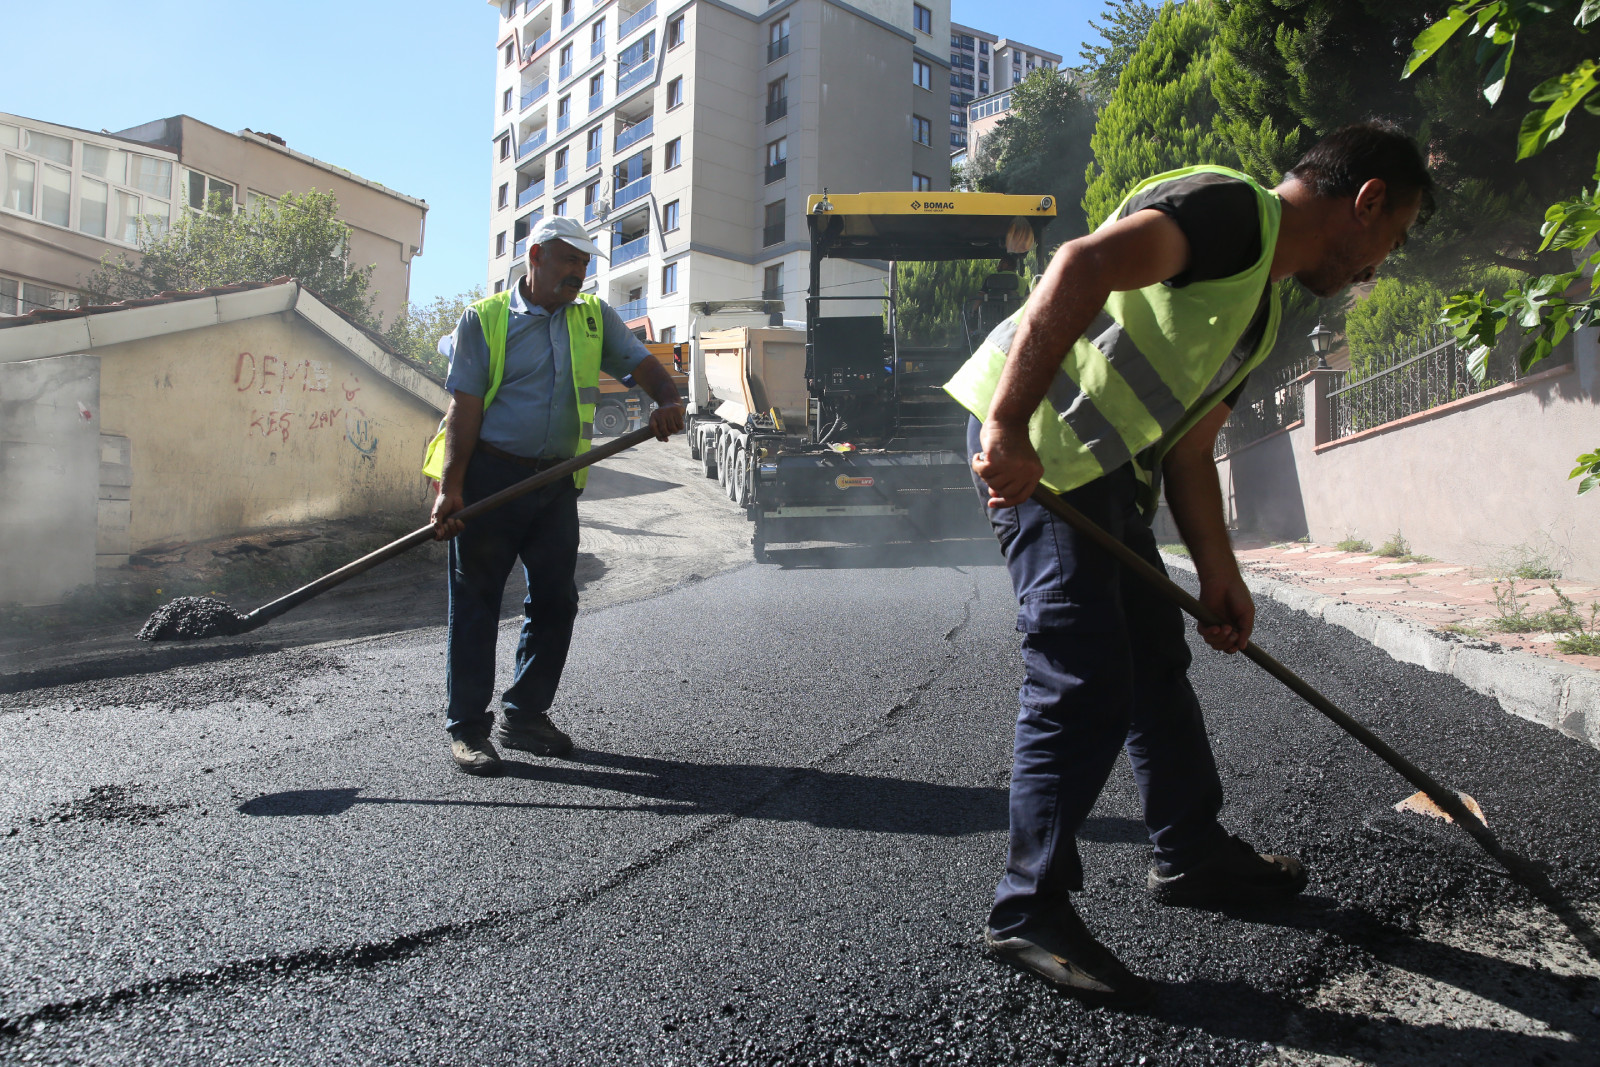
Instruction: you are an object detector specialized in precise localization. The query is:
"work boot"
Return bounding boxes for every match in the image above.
[496,711,573,757]
[450,732,503,777]
[1147,835,1307,908]
[983,903,1154,1009]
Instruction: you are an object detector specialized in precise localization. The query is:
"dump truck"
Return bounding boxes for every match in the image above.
[593,340,689,436]
[685,191,1055,559]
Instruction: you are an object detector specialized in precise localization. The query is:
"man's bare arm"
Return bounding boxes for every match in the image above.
[975,209,1193,507]
[1162,401,1253,653]
[627,355,686,441]
[430,391,485,540]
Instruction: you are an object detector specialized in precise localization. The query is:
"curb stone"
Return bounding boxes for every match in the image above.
[1160,552,1600,751]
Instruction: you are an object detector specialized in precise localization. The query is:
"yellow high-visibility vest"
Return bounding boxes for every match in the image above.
[945,165,1282,510]
[422,290,605,488]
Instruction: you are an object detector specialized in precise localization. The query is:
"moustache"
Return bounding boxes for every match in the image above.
[561,275,584,288]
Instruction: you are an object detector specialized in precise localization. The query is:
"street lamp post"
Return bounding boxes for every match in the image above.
[1308,319,1335,370]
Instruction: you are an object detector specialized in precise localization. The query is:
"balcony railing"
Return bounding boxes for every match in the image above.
[762,223,784,246]
[591,37,605,58]
[522,0,544,14]
[584,201,599,222]
[767,35,789,62]
[764,159,786,184]
[586,145,602,168]
[617,57,654,94]
[761,287,784,302]
[526,28,552,55]
[589,89,605,112]
[554,164,569,186]
[521,79,549,110]
[612,233,650,264]
[618,1,655,39]
[557,112,571,133]
[516,179,545,207]
[516,129,548,158]
[514,236,528,258]
[766,97,787,123]
[561,8,574,29]
[558,60,573,81]
[613,296,648,320]
[613,174,651,207]
[615,115,653,151]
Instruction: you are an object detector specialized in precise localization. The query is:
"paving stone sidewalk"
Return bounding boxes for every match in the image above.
[1161,540,1600,749]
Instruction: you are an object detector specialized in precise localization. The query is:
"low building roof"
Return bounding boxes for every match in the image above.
[0,278,446,415]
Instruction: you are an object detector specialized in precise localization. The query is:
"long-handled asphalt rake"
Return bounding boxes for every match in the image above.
[1028,485,1600,962]
[138,427,658,642]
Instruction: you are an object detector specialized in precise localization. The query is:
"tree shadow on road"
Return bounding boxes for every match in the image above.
[238,749,1008,837]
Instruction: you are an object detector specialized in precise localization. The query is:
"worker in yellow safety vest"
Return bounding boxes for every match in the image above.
[944,122,1434,1007]
[428,216,684,776]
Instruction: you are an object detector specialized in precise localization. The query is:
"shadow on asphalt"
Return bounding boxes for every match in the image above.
[238,750,1009,836]
[580,467,679,502]
[768,539,999,570]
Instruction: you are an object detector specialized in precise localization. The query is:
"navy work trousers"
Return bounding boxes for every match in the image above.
[968,417,1226,937]
[444,450,581,738]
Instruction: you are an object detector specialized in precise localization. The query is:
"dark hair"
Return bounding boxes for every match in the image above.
[1286,120,1435,225]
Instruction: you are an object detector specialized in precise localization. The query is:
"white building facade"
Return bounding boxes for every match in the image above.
[485,0,954,341]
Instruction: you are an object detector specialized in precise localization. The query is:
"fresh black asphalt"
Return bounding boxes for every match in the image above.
[2,548,1597,1065]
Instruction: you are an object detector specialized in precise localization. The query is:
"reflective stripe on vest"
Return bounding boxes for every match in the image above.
[944,164,1283,503]
[421,291,606,489]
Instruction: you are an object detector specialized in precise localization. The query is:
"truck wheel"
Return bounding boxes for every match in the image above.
[717,437,731,488]
[734,447,752,506]
[725,445,741,501]
[752,515,768,563]
[688,427,702,461]
[701,439,717,479]
[594,403,628,437]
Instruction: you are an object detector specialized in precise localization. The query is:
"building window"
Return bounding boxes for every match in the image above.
[499,135,512,161]
[913,3,931,34]
[667,76,683,110]
[589,72,605,111]
[583,180,600,220]
[662,261,678,294]
[951,110,964,127]
[663,199,680,231]
[0,274,78,317]
[979,40,988,55]
[912,115,930,146]
[503,87,513,113]
[496,231,507,256]
[766,77,788,123]
[1,154,33,215]
[558,95,572,131]
[667,14,685,48]
[979,79,988,93]
[768,16,789,62]
[183,169,234,213]
[592,18,606,57]
[913,59,931,90]
[765,138,787,184]
[763,199,784,246]
[504,39,515,66]
[498,182,509,209]
[586,125,603,167]
[762,263,783,300]
[660,325,676,342]
[494,279,505,293]
[912,173,932,192]
[554,197,568,216]
[665,137,682,169]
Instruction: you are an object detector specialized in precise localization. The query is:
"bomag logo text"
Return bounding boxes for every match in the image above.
[912,200,957,212]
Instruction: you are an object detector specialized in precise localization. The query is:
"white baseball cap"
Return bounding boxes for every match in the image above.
[527,215,607,259]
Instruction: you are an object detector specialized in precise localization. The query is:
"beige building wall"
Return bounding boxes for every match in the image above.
[116,116,428,325]
[94,313,440,550]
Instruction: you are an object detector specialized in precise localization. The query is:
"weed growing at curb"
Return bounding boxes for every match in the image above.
[1376,531,1410,558]
[1159,543,1191,558]
[1439,622,1486,638]
[1335,536,1372,553]
[1489,580,1596,638]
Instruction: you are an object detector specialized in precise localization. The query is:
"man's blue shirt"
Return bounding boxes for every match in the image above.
[442,284,650,458]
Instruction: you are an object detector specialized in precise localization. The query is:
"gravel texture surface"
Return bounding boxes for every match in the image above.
[2,549,1597,1065]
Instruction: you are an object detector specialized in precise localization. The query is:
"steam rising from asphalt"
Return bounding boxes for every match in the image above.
[137,596,250,642]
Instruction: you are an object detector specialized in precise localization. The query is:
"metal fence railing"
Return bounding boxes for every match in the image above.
[1327,325,1531,440]
[1213,356,1312,459]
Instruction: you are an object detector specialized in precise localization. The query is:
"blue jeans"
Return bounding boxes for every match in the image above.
[968,418,1226,936]
[445,450,580,738]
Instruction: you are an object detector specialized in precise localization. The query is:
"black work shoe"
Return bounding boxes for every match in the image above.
[983,907,1154,1008]
[450,733,503,776]
[1147,834,1307,907]
[495,712,573,757]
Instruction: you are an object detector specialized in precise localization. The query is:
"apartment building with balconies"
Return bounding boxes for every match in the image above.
[486,0,953,344]
[946,24,1060,155]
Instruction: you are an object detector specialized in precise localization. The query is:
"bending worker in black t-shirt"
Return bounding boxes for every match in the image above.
[944,123,1435,1007]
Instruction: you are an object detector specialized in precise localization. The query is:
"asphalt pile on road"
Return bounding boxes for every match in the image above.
[136,596,250,642]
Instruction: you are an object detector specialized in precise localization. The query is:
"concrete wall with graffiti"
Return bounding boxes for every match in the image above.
[96,311,441,551]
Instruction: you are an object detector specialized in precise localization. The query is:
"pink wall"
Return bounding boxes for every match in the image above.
[1215,334,1600,581]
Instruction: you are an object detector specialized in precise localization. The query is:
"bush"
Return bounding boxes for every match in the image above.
[1344,268,1521,380]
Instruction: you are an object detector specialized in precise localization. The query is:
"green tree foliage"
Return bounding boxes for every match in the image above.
[1082,0,1238,229]
[88,191,380,326]
[1345,267,1522,378]
[1078,0,1161,103]
[890,259,1033,347]
[968,69,1098,247]
[1212,0,1600,283]
[383,287,485,379]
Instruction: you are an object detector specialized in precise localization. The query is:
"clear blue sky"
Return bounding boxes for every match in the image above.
[2,0,1108,308]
